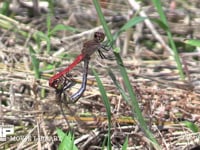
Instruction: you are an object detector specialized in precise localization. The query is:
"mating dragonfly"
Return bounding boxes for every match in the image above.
[49,32,112,102]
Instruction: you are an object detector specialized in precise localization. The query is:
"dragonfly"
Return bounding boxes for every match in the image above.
[49,32,111,102]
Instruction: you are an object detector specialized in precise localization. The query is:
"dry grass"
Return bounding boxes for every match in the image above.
[0,0,200,149]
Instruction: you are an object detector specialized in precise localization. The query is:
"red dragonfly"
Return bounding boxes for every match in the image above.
[49,32,111,102]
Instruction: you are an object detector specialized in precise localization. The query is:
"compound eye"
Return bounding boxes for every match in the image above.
[51,79,59,89]
[94,32,98,38]
[94,32,105,43]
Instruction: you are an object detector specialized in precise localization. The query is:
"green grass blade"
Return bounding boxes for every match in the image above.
[150,18,169,30]
[152,0,185,80]
[56,128,78,150]
[93,0,112,43]
[56,128,66,141]
[92,68,111,120]
[122,136,128,150]
[101,137,106,150]
[182,121,199,133]
[93,0,160,148]
[47,13,52,38]
[47,0,55,15]
[119,17,146,32]
[92,68,111,150]
[0,0,10,15]
[184,39,200,47]
[113,16,146,42]
[36,31,51,53]
[50,24,80,36]
[29,46,40,79]
[108,69,129,103]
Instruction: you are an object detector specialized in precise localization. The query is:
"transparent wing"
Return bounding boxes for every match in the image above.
[97,41,115,60]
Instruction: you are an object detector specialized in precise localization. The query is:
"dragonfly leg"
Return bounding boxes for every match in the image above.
[70,58,89,102]
[63,78,76,91]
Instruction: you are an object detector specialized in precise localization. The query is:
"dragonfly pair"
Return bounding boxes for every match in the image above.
[49,32,112,102]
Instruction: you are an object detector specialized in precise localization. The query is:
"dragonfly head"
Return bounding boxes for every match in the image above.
[49,74,75,91]
[49,79,65,91]
[94,32,105,43]
[49,78,59,89]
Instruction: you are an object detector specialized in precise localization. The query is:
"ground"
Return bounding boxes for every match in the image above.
[0,0,200,150]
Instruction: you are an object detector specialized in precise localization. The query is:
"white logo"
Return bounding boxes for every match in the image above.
[0,125,14,141]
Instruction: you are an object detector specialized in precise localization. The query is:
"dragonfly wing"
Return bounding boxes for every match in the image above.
[100,40,114,51]
[97,48,115,60]
[97,49,107,59]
